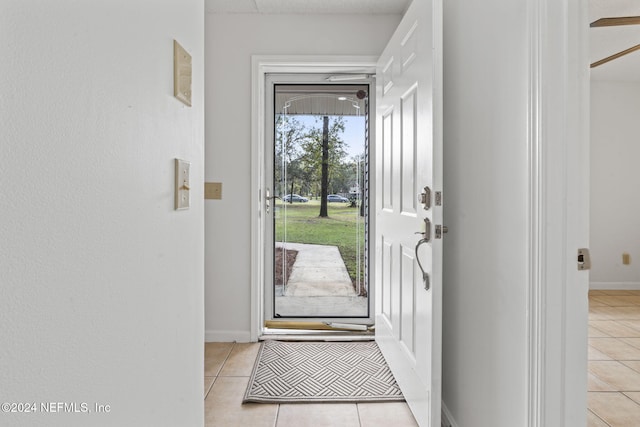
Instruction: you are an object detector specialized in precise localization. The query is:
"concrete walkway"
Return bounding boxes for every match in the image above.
[275,242,368,317]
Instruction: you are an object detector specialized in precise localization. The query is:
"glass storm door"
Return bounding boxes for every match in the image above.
[265,77,372,324]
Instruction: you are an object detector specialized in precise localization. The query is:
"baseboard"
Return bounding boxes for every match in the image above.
[590,282,640,290]
[442,402,458,427]
[205,330,252,343]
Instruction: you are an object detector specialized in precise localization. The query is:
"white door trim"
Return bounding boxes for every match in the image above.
[527,0,589,425]
[250,55,378,341]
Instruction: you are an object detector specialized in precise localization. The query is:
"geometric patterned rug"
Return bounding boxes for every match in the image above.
[243,340,404,403]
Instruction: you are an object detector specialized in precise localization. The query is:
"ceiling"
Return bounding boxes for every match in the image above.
[207,0,640,82]
[205,0,410,15]
[590,0,640,81]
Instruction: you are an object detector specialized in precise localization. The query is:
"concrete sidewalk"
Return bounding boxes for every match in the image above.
[275,242,368,317]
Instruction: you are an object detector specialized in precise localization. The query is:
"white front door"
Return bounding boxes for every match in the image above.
[374,0,442,426]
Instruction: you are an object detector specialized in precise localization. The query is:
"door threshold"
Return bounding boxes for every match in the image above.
[260,330,374,342]
[260,323,374,341]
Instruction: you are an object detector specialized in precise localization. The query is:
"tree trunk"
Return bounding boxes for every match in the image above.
[289,180,294,204]
[319,116,329,217]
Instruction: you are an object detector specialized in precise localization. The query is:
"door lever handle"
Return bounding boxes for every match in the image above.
[265,195,280,214]
[415,217,431,290]
[265,189,279,214]
[415,237,430,291]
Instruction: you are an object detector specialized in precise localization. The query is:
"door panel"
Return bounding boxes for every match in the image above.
[401,86,418,215]
[382,108,394,210]
[401,244,416,353]
[382,238,392,318]
[375,0,442,425]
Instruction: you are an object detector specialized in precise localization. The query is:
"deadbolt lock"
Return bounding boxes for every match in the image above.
[435,225,449,239]
[418,186,431,210]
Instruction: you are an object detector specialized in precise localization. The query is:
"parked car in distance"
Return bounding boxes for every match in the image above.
[283,194,308,202]
[327,194,349,203]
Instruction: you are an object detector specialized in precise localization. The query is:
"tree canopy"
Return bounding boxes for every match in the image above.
[275,114,364,216]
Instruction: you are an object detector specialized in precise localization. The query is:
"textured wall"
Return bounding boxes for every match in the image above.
[0,1,205,426]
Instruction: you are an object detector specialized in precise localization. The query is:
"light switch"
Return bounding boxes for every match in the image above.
[205,182,222,200]
[623,253,631,265]
[175,159,190,210]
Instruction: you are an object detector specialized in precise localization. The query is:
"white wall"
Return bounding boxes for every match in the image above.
[442,1,530,425]
[204,13,401,341]
[590,81,640,289]
[0,1,204,426]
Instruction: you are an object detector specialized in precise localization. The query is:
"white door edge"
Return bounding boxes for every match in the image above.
[250,55,378,341]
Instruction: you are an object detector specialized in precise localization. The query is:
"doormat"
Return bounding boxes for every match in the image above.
[243,340,404,403]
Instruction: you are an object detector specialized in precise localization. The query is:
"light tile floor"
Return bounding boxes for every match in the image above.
[204,342,418,427]
[589,290,640,426]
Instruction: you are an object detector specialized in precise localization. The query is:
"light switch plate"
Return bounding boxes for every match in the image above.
[173,40,192,106]
[175,159,190,210]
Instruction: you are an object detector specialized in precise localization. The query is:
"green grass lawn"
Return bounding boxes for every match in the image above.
[274,200,365,289]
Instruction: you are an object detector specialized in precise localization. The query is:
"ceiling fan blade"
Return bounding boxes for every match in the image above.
[591,16,640,27]
[591,43,640,68]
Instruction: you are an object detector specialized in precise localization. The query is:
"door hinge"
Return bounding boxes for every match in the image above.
[577,248,591,271]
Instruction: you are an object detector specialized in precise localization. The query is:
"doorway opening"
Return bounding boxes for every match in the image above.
[265,78,373,323]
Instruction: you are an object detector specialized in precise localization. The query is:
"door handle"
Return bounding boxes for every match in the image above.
[414,217,431,290]
[265,189,280,214]
[415,238,430,291]
[414,217,431,241]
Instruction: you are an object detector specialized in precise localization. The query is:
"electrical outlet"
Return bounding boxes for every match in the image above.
[175,159,190,210]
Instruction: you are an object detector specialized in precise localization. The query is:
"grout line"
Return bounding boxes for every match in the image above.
[204,376,216,400]
[216,342,236,376]
[620,361,640,375]
[588,408,611,427]
[273,404,280,427]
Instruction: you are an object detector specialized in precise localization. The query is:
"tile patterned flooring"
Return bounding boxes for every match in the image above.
[205,290,640,426]
[204,342,418,427]
[589,290,640,426]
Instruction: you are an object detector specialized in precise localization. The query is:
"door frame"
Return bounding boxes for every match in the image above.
[250,55,378,341]
[525,0,589,425]
[265,74,373,322]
